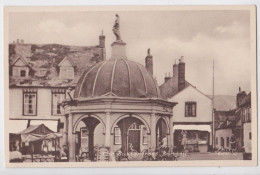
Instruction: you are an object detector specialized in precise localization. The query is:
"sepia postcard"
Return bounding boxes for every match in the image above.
[4,6,257,167]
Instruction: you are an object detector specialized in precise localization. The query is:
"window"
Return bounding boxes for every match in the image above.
[142,126,148,145]
[216,137,218,145]
[226,137,230,147]
[23,93,37,115]
[52,93,65,115]
[20,70,26,77]
[185,102,197,117]
[249,132,252,140]
[114,127,121,145]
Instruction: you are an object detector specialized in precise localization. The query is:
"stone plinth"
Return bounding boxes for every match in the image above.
[111,41,127,59]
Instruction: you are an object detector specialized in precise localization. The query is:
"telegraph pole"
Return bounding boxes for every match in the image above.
[212,59,215,149]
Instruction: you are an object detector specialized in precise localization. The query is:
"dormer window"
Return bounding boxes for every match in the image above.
[11,57,30,77]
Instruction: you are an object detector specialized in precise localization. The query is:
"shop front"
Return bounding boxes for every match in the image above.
[173,125,211,153]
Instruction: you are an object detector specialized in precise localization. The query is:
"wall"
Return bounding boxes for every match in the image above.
[243,123,251,153]
[9,88,66,122]
[215,128,232,149]
[170,86,212,123]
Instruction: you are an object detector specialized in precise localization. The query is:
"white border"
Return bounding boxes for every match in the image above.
[0,0,259,174]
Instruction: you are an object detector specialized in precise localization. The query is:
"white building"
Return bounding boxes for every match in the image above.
[160,57,213,152]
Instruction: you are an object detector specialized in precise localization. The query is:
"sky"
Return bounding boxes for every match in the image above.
[9,10,251,96]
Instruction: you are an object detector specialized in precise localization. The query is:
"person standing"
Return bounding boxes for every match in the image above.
[230,134,236,153]
[181,130,187,153]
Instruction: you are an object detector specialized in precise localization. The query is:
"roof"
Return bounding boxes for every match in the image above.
[9,43,105,88]
[74,58,160,98]
[215,108,241,130]
[159,76,190,100]
[212,95,236,111]
[19,124,54,135]
[159,76,211,100]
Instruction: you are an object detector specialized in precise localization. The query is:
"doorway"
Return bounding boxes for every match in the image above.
[127,122,141,152]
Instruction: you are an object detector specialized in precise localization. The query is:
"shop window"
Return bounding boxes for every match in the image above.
[226,137,230,147]
[114,127,121,145]
[185,102,196,117]
[23,93,37,115]
[52,93,65,115]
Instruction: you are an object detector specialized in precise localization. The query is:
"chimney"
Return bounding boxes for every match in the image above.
[178,56,185,91]
[173,59,178,79]
[145,48,153,75]
[16,39,20,44]
[164,72,171,82]
[21,39,24,44]
[99,31,105,48]
[236,87,247,107]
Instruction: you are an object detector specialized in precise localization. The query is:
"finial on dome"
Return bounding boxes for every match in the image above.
[148,48,150,56]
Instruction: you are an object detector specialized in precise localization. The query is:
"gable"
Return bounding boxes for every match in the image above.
[58,57,75,67]
[170,85,212,102]
[13,58,28,67]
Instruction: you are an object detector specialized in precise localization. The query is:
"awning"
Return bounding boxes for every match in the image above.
[173,125,211,132]
[8,120,59,134]
[8,120,28,134]
[30,120,58,132]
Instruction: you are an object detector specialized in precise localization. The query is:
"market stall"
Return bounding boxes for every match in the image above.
[10,124,63,162]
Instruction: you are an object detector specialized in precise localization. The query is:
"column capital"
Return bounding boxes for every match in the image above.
[151,110,156,116]
[105,109,111,114]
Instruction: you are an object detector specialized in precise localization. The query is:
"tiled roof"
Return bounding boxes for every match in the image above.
[159,76,190,100]
[215,108,241,130]
[9,43,105,88]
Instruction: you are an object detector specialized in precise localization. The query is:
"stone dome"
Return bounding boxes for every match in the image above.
[74,58,160,98]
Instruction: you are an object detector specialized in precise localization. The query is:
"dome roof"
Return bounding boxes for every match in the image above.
[74,59,160,98]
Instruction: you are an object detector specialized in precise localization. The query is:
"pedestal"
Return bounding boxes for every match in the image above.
[111,41,127,59]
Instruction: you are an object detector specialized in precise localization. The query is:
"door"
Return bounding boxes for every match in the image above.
[221,137,225,148]
[128,130,140,152]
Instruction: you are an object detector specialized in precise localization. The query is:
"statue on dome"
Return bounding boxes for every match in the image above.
[113,14,122,42]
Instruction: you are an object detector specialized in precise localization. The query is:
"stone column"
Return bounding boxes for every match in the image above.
[63,115,68,146]
[169,115,174,148]
[104,111,111,147]
[68,114,76,162]
[150,113,156,151]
